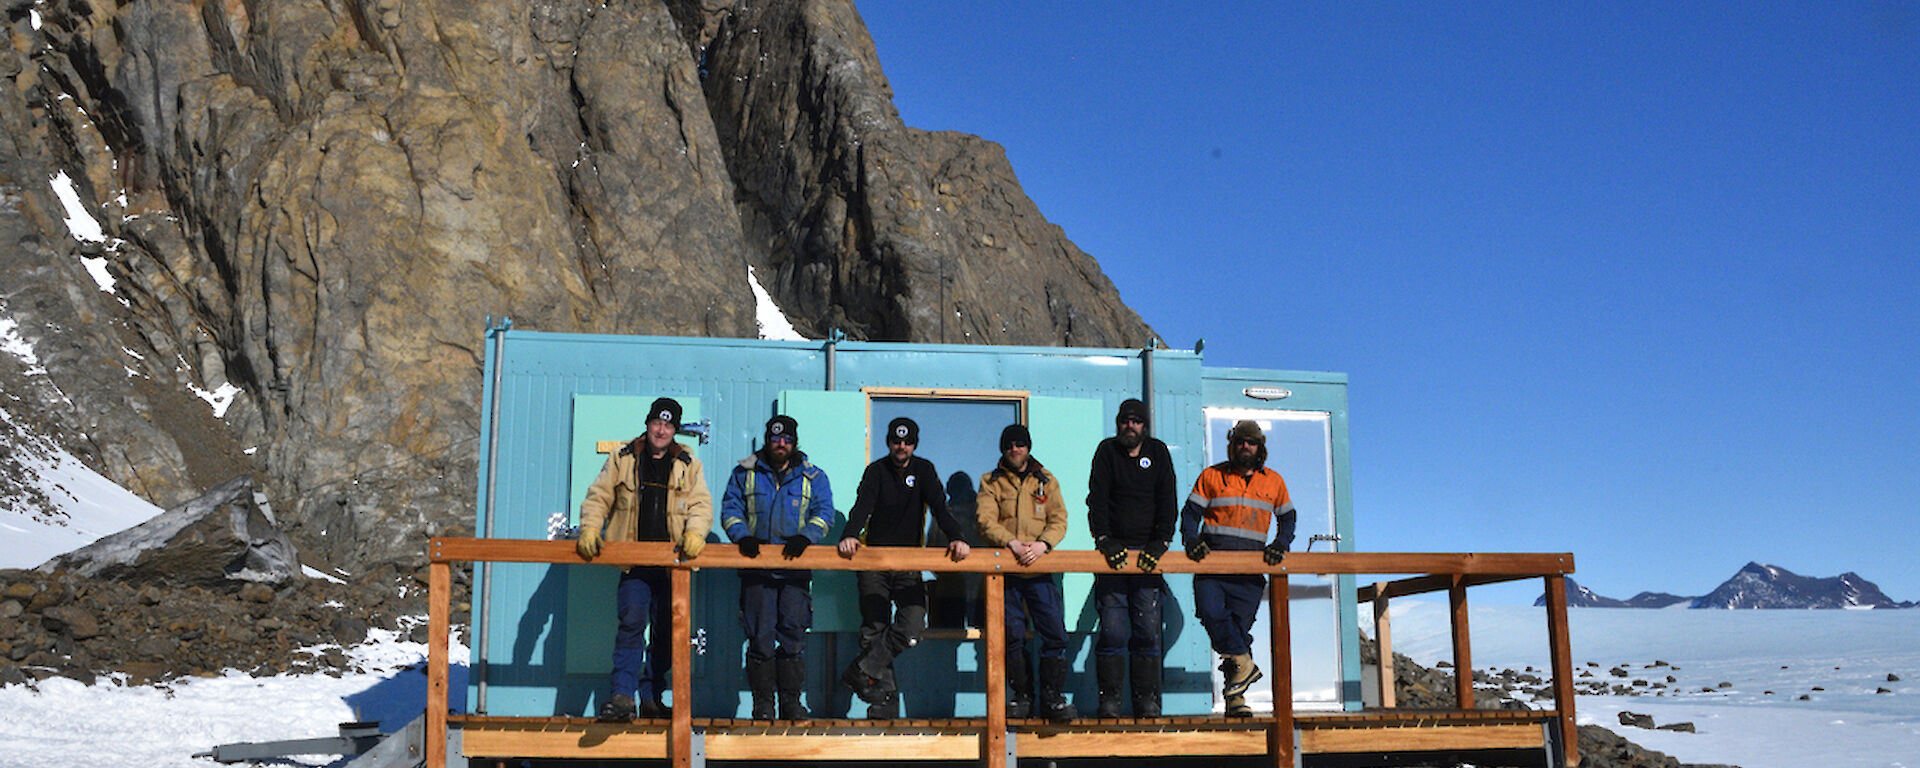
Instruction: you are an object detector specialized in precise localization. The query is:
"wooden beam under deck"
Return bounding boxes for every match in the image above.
[448,710,1556,761]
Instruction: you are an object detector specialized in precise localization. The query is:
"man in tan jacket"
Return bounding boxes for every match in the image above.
[976,423,1076,722]
[576,397,712,721]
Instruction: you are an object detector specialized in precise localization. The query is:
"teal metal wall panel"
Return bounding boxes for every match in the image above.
[472,331,1357,717]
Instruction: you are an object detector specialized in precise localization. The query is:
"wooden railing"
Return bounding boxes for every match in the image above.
[426,540,1577,768]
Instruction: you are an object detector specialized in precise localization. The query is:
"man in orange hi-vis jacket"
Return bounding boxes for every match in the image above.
[1179,420,1296,717]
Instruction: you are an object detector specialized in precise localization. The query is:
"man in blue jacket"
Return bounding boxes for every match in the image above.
[722,415,835,720]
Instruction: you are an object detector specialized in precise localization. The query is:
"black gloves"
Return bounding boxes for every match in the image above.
[1185,539,1211,561]
[1096,537,1127,570]
[1263,540,1287,566]
[1136,549,1160,572]
[782,536,811,559]
[737,536,763,558]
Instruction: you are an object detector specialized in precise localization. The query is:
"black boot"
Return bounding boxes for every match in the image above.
[1038,656,1078,722]
[867,690,900,720]
[840,645,896,705]
[1130,654,1162,718]
[776,657,811,721]
[746,658,777,720]
[1094,655,1126,718]
[1006,651,1033,718]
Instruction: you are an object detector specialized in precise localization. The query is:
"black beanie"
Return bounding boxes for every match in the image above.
[765,414,799,443]
[647,397,683,429]
[885,416,919,445]
[999,423,1031,452]
[1116,398,1148,424]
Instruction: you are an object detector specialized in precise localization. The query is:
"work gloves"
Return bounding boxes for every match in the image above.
[681,536,705,558]
[1263,541,1287,566]
[576,528,602,560]
[1096,537,1127,570]
[1136,549,1160,572]
[782,536,811,559]
[737,536,763,558]
[1185,539,1211,562]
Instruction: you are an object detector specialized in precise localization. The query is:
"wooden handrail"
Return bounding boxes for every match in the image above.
[424,539,1579,768]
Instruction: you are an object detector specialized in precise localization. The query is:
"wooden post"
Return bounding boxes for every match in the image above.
[1545,575,1580,766]
[427,559,450,768]
[671,567,693,768]
[1450,574,1474,709]
[984,572,1007,768]
[1372,581,1395,708]
[1268,575,1294,768]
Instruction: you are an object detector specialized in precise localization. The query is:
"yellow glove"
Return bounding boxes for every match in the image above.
[681,536,706,559]
[576,528,602,560]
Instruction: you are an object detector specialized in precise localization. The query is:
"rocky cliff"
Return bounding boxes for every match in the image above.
[0,0,1154,572]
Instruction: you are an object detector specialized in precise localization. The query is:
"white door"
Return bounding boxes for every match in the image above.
[1202,408,1342,711]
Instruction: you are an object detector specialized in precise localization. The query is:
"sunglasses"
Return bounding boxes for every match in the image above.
[886,436,915,445]
[1007,441,1031,449]
[1119,417,1146,425]
[1232,437,1261,446]
[767,434,796,445]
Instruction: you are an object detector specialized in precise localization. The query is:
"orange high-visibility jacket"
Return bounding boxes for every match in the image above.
[1180,463,1295,549]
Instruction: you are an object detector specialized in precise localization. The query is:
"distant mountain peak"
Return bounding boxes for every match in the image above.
[1536,564,1913,609]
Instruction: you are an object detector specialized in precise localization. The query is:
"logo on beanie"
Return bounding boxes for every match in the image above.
[770,422,785,435]
[894,425,908,438]
[658,410,672,422]
[905,475,917,488]
[1139,457,1152,469]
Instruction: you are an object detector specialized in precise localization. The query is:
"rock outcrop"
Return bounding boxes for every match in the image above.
[1,0,1155,571]
[38,476,301,586]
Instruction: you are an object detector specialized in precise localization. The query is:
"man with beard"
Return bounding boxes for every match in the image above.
[1180,420,1296,717]
[577,397,713,721]
[721,415,835,721]
[975,423,1076,721]
[1085,398,1178,717]
[837,416,972,718]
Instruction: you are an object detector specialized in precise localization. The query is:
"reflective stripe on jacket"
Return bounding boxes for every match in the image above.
[1179,463,1295,549]
[722,451,835,543]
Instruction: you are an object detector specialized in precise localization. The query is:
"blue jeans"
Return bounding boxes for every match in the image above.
[611,566,671,701]
[1005,575,1069,660]
[1194,574,1266,655]
[1093,573,1166,657]
[740,569,813,661]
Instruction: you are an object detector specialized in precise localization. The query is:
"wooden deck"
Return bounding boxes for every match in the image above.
[427,540,1579,767]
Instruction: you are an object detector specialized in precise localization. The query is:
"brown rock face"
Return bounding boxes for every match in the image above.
[1,0,1153,571]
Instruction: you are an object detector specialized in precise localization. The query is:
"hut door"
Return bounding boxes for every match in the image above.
[1202,408,1344,711]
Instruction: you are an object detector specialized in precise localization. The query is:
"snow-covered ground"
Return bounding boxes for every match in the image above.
[1392,602,1920,768]
[0,437,164,570]
[0,622,469,768]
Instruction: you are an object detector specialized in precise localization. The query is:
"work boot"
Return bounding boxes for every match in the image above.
[636,697,672,718]
[747,658,777,720]
[867,691,900,720]
[1006,652,1034,718]
[1224,691,1253,718]
[1130,654,1162,718]
[1038,656,1078,723]
[776,657,812,722]
[840,649,895,705]
[596,693,636,722]
[1094,654,1126,718]
[1222,653,1263,699]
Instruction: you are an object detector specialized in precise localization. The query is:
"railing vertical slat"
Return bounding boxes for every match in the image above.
[984,572,1007,768]
[1268,575,1294,768]
[1545,574,1580,767]
[1450,574,1474,709]
[671,567,693,768]
[427,559,449,768]
[1373,580,1395,708]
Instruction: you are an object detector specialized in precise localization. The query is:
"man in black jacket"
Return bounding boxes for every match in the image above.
[837,416,972,718]
[1085,398,1178,717]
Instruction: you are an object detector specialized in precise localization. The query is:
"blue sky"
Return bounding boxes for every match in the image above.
[859,2,1920,603]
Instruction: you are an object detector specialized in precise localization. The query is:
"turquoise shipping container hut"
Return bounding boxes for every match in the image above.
[468,326,1359,720]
